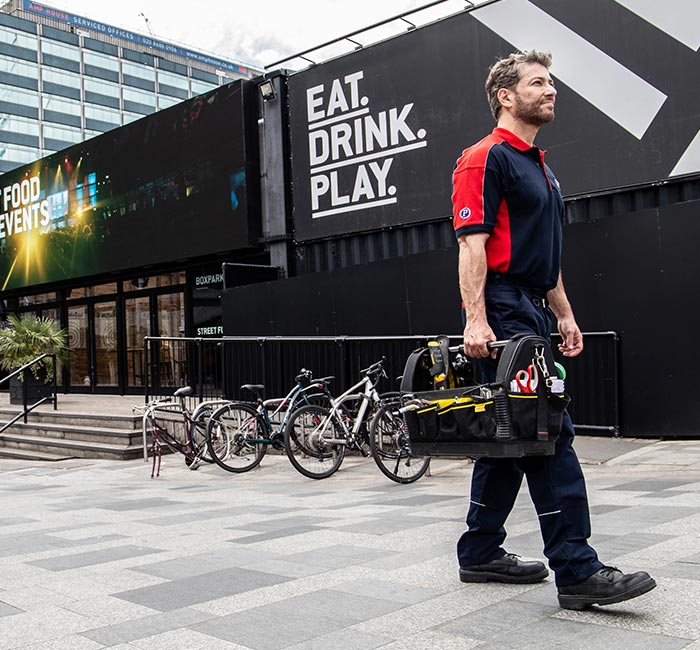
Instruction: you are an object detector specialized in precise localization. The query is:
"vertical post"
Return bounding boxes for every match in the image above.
[612,333,621,438]
[143,337,149,403]
[197,339,203,401]
[52,354,57,410]
[22,366,27,423]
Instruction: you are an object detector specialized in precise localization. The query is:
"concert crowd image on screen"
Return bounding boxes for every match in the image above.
[0,80,258,292]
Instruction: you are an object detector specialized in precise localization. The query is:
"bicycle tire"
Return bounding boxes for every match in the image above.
[188,404,218,465]
[284,404,345,479]
[369,401,430,484]
[206,402,267,473]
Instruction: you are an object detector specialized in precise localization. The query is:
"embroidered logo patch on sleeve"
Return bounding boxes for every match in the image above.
[459,207,472,220]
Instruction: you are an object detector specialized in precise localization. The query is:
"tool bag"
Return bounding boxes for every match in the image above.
[400,335,475,393]
[402,334,569,458]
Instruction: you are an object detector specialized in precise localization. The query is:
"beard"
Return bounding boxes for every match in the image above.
[513,94,555,127]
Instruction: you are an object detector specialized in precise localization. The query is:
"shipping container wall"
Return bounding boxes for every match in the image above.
[287,0,700,242]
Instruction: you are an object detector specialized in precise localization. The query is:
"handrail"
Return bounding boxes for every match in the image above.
[0,354,57,434]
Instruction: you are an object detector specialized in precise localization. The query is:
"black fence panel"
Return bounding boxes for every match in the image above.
[552,332,619,436]
[144,333,620,435]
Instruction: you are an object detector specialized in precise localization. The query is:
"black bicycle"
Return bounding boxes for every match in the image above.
[205,369,333,473]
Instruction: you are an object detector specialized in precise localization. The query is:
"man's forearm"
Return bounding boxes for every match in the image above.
[546,272,574,320]
[458,233,489,322]
[547,271,584,356]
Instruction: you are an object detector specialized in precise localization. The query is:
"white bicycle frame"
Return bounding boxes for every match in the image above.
[318,373,381,444]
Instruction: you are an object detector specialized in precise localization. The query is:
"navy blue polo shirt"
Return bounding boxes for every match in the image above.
[452,127,564,291]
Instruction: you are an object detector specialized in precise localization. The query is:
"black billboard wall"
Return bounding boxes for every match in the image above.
[288,0,700,241]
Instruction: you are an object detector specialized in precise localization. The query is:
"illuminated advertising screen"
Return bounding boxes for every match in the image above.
[0,81,259,291]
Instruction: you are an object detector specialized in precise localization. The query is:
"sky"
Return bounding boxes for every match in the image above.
[36,0,473,71]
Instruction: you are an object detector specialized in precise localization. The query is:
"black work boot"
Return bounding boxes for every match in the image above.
[459,552,548,584]
[557,566,656,610]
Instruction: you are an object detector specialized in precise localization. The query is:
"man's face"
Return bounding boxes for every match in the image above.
[510,62,557,126]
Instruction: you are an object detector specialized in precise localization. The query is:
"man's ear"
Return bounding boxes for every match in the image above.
[497,87,512,111]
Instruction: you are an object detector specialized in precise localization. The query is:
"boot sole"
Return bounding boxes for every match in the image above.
[459,567,549,584]
[558,576,657,610]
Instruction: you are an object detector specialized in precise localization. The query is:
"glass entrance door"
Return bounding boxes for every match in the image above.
[94,302,118,387]
[67,301,118,390]
[125,296,151,389]
[68,305,89,388]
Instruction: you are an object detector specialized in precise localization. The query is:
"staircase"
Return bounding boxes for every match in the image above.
[0,405,145,461]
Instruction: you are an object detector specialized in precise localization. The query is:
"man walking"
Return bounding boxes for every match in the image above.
[452,50,656,609]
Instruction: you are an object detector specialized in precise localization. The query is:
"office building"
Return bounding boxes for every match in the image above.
[0,0,257,172]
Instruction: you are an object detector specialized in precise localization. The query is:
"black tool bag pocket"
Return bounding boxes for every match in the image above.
[403,402,439,442]
[547,392,570,435]
[507,392,571,440]
[437,397,497,441]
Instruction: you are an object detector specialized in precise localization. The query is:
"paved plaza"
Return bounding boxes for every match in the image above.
[1,433,700,649]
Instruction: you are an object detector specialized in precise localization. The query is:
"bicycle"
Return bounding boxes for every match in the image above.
[204,369,333,473]
[134,386,231,478]
[283,358,431,482]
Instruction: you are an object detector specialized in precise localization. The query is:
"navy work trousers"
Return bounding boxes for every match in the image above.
[457,276,603,586]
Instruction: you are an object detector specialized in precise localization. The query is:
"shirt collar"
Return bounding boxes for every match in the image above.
[493,127,539,153]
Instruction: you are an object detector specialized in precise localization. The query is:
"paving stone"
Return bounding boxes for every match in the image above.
[28,545,164,571]
[0,601,23,618]
[190,588,404,650]
[80,607,216,646]
[437,599,559,640]
[114,567,291,611]
[476,616,689,650]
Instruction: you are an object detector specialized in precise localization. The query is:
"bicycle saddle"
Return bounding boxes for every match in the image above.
[173,386,193,397]
[241,384,265,398]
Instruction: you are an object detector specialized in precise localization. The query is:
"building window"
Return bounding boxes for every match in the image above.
[0,86,39,109]
[0,142,41,164]
[157,95,180,110]
[42,95,81,117]
[191,79,217,96]
[43,123,83,145]
[84,77,119,99]
[84,104,120,126]
[0,54,38,80]
[157,69,189,91]
[0,25,37,50]
[42,67,81,88]
[122,61,155,82]
[83,50,119,72]
[122,111,143,125]
[41,40,80,62]
[0,113,40,137]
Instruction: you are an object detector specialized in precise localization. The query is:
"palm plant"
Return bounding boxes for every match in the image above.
[0,314,68,382]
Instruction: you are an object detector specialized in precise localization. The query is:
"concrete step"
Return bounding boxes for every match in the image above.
[3,421,144,446]
[0,407,141,431]
[0,432,144,460]
[0,447,75,462]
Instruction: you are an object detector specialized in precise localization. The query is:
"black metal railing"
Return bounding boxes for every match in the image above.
[0,354,58,434]
[143,333,620,434]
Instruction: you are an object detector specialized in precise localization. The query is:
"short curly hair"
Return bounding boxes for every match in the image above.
[485,50,553,121]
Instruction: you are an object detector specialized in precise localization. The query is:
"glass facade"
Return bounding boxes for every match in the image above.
[0,4,256,172]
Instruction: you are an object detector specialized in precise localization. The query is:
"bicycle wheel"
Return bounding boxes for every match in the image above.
[206,403,267,473]
[188,404,218,465]
[284,404,345,479]
[369,401,430,484]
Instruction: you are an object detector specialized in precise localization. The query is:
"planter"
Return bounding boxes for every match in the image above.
[8,370,53,405]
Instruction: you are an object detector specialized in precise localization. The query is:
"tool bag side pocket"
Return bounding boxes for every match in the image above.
[547,392,571,436]
[437,397,497,441]
[403,403,439,442]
